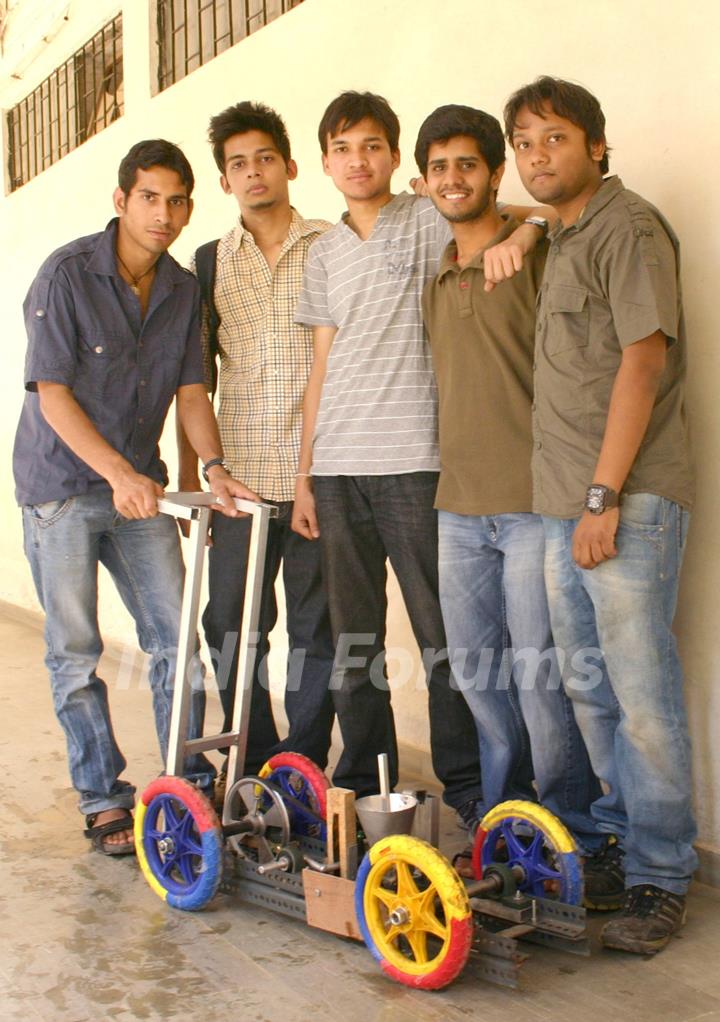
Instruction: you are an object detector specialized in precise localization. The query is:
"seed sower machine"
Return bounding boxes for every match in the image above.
[134,495,589,990]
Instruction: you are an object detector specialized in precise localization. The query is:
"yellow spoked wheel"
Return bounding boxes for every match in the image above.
[355,835,473,990]
[472,799,583,904]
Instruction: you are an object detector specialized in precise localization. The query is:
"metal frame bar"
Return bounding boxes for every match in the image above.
[156,493,276,788]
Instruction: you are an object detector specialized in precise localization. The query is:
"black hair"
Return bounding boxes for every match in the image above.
[414,104,505,177]
[208,101,291,172]
[117,139,194,196]
[504,76,610,174]
[318,91,400,154]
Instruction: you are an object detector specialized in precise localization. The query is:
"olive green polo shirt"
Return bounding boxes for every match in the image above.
[533,176,694,518]
[423,216,547,515]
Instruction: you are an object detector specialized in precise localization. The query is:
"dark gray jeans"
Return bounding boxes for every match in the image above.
[203,502,335,772]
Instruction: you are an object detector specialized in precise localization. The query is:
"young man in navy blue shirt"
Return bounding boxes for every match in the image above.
[13,139,256,855]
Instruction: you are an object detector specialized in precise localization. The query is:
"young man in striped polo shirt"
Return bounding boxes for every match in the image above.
[293,91,490,822]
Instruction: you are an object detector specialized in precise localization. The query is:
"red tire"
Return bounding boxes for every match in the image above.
[259,752,329,838]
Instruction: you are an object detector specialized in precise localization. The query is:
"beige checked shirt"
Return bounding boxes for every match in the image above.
[197,209,330,500]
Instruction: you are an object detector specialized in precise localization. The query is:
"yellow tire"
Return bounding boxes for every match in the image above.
[473,799,583,904]
[355,834,473,990]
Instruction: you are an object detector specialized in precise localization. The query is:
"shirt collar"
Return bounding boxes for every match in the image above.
[550,175,624,239]
[436,214,517,282]
[84,217,184,290]
[340,191,409,230]
[232,207,312,252]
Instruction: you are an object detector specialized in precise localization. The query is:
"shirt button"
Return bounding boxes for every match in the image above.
[35,309,46,318]
[533,362,537,371]
[535,441,543,450]
[138,417,144,424]
[140,380,146,387]
[94,346,104,354]
[459,281,469,290]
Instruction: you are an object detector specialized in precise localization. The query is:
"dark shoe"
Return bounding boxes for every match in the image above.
[601,884,687,954]
[84,809,135,856]
[583,834,625,910]
[451,845,475,879]
[456,799,483,833]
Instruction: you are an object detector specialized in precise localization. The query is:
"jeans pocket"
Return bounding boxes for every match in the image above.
[615,494,665,565]
[618,492,664,530]
[29,497,74,527]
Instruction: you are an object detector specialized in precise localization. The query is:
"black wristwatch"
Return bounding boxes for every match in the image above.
[202,457,227,483]
[584,484,619,515]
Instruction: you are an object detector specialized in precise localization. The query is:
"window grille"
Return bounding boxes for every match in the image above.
[6,14,123,192]
[156,0,303,92]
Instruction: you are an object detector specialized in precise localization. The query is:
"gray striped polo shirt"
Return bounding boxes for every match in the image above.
[295,192,450,475]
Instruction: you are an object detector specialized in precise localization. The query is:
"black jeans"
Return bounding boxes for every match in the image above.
[202,502,335,772]
[313,473,482,809]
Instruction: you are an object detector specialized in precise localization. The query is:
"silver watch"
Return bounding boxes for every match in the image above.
[585,484,619,515]
[524,216,549,235]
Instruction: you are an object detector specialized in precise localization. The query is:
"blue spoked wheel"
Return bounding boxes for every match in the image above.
[135,777,223,911]
[472,799,583,905]
[259,752,329,840]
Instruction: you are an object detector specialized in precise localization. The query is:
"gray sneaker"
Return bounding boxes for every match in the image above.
[601,884,687,954]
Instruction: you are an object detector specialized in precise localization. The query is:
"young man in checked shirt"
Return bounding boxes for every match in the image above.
[178,103,335,774]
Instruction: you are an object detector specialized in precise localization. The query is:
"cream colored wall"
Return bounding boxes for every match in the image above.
[2,0,719,863]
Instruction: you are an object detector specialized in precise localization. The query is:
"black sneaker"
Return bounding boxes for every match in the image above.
[583,834,625,910]
[456,799,483,833]
[601,884,687,954]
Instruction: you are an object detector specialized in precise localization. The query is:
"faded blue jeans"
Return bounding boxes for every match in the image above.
[22,490,215,816]
[543,493,697,894]
[438,510,600,847]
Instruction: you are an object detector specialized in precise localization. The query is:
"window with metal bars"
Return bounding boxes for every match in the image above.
[155,0,303,92]
[6,14,123,193]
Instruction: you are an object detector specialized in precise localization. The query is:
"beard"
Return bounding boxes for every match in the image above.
[439,184,493,224]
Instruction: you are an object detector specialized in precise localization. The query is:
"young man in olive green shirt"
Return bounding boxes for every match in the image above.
[418,104,599,858]
[505,75,695,955]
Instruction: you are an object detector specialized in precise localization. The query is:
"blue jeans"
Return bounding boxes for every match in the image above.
[203,502,335,772]
[22,490,215,816]
[543,493,697,893]
[313,473,482,810]
[438,511,600,847]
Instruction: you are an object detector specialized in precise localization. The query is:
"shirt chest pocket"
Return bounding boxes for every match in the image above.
[546,284,590,355]
[76,332,128,386]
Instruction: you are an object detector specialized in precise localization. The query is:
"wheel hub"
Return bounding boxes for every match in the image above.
[158,836,176,855]
[388,905,410,926]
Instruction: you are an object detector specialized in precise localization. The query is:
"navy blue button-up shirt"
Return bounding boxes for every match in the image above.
[13,219,204,505]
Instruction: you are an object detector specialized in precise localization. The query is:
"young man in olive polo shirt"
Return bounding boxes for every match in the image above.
[417,104,599,852]
[505,76,696,954]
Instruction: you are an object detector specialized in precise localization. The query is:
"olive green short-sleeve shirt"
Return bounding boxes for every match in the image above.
[423,216,547,515]
[533,176,694,517]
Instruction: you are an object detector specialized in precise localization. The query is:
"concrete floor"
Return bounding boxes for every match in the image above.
[2,600,720,1022]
